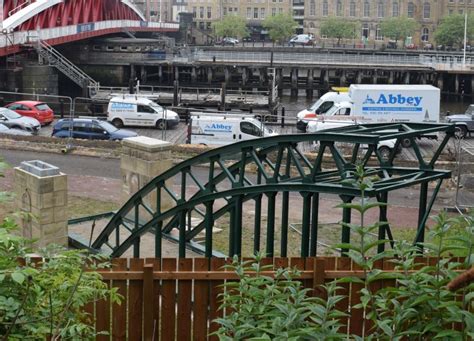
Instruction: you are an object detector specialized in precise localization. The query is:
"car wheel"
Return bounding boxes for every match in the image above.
[378,146,391,161]
[455,125,468,139]
[112,118,124,128]
[156,119,166,130]
[401,138,412,148]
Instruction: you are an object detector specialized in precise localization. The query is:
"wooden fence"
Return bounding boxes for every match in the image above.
[86,256,455,340]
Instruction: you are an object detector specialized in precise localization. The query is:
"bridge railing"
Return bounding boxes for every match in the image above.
[0,20,179,49]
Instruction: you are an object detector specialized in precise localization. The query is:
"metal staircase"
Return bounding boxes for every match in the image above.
[36,40,99,93]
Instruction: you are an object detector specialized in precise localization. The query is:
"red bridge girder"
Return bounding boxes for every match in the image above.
[3,0,141,31]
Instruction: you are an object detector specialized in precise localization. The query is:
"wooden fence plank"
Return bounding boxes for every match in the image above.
[193,258,210,341]
[111,258,128,341]
[349,260,363,336]
[160,258,177,341]
[274,257,289,270]
[312,258,327,300]
[304,258,315,292]
[177,258,193,341]
[143,263,155,341]
[336,257,351,335]
[96,263,111,341]
[145,258,162,339]
[208,258,226,341]
[128,259,144,341]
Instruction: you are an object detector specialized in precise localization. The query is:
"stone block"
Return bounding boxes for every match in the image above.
[42,221,67,237]
[38,192,55,209]
[53,207,68,223]
[53,190,67,207]
[31,207,55,225]
[53,175,67,191]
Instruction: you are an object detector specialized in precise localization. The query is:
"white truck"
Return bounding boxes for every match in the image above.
[188,113,277,146]
[107,96,180,129]
[296,91,350,131]
[307,85,440,147]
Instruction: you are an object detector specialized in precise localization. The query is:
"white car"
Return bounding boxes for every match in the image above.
[0,123,32,136]
[222,37,239,46]
[289,34,314,46]
[0,107,41,134]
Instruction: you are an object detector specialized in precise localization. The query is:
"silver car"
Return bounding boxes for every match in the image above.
[0,123,32,136]
[0,107,40,134]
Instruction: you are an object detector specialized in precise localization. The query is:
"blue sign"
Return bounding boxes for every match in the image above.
[363,94,422,106]
[77,23,95,33]
[204,123,232,132]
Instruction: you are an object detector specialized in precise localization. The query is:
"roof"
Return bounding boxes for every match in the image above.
[8,100,45,106]
[349,84,439,91]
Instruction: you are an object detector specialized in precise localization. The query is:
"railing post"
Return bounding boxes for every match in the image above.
[143,264,155,341]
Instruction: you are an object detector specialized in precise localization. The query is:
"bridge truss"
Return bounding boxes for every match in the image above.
[91,123,455,258]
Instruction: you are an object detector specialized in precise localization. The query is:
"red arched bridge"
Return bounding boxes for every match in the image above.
[0,0,179,56]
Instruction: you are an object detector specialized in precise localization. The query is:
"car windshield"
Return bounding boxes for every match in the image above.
[325,105,342,116]
[35,103,51,111]
[0,108,22,119]
[100,121,119,133]
[308,99,323,111]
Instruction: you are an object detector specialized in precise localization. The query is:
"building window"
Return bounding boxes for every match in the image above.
[336,0,343,16]
[322,0,328,16]
[363,1,370,17]
[350,1,356,17]
[421,27,429,42]
[423,2,430,19]
[272,7,276,15]
[309,22,315,28]
[407,2,414,18]
[376,26,383,40]
[199,6,204,18]
[223,7,227,15]
[207,6,211,18]
[362,23,369,39]
[392,2,399,17]
[254,7,258,18]
[247,7,251,18]
[310,0,315,16]
[192,6,196,18]
[279,7,283,13]
[377,1,385,18]
[260,8,265,19]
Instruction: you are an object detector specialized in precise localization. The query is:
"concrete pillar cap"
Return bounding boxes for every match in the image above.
[20,160,60,177]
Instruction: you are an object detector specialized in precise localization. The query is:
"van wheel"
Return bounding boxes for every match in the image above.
[112,118,124,128]
[401,138,412,148]
[455,125,468,139]
[378,146,391,161]
[156,119,166,130]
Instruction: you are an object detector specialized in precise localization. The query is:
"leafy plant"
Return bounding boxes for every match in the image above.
[212,253,347,340]
[379,17,418,46]
[263,13,298,45]
[0,159,121,340]
[320,17,360,45]
[212,15,248,39]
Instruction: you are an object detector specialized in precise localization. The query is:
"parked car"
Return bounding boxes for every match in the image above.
[289,34,314,47]
[242,37,255,43]
[387,40,398,49]
[0,123,32,136]
[5,100,54,125]
[222,37,239,46]
[405,43,418,50]
[52,118,138,140]
[0,107,40,134]
[446,104,474,138]
[423,43,434,50]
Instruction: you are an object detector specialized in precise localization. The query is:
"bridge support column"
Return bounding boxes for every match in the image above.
[158,66,163,82]
[471,75,474,96]
[121,137,174,212]
[306,69,313,97]
[141,66,148,83]
[323,69,329,85]
[455,74,460,94]
[404,72,410,84]
[340,70,347,86]
[259,68,267,84]
[291,68,298,97]
[224,67,231,84]
[14,161,68,247]
[372,70,378,84]
[174,66,180,83]
[437,74,444,92]
[277,68,283,96]
[191,67,197,83]
[207,67,213,84]
[242,67,248,86]
[356,71,362,84]
[388,71,394,84]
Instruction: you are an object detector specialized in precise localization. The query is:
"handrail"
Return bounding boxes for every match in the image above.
[8,0,34,17]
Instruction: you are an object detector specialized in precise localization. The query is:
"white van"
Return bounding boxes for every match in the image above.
[296,91,351,131]
[107,96,180,129]
[188,113,277,146]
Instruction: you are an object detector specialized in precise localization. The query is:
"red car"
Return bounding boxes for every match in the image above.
[5,101,54,125]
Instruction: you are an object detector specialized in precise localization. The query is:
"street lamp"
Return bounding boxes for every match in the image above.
[463,12,467,67]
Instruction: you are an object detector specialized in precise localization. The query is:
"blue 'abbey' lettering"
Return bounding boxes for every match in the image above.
[376,94,422,106]
[205,123,232,132]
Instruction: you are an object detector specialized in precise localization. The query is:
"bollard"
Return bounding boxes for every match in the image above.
[281,107,285,128]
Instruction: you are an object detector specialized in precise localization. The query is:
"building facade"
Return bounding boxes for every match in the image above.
[303,0,474,46]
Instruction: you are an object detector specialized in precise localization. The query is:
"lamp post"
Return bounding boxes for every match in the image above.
[463,12,467,67]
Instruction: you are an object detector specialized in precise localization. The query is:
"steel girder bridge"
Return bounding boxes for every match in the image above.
[90,123,455,258]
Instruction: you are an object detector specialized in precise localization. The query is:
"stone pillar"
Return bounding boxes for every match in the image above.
[191,67,197,83]
[242,67,248,86]
[388,71,394,84]
[455,74,460,94]
[437,75,444,92]
[356,71,362,84]
[121,137,174,211]
[224,67,230,84]
[14,161,68,247]
[340,70,346,86]
[291,68,298,97]
[174,66,180,83]
[373,70,378,84]
[158,66,163,82]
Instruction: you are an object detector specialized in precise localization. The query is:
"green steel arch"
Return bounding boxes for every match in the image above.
[91,122,455,258]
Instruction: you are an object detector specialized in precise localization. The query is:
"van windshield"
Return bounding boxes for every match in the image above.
[325,105,342,116]
[150,102,163,112]
[308,99,323,111]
